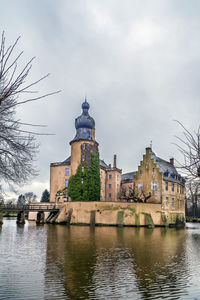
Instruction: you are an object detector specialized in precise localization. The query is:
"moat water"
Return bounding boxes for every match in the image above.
[0,220,200,300]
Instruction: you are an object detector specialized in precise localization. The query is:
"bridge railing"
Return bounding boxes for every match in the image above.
[0,204,60,212]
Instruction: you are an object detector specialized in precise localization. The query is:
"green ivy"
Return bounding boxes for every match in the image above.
[68,153,100,201]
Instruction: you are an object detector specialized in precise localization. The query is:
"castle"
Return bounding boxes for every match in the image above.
[50,99,185,215]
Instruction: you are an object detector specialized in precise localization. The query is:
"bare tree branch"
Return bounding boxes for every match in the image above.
[174,120,200,180]
[0,32,60,188]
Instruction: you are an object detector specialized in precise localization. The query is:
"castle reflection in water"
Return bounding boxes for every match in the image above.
[44,225,190,299]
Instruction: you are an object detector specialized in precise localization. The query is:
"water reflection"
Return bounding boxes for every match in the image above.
[1,220,200,299]
[44,226,189,300]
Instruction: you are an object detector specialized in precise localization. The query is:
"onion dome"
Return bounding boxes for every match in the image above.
[70,99,95,143]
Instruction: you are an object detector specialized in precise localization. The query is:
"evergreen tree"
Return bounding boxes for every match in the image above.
[41,189,50,203]
[88,153,101,201]
[68,152,101,201]
[68,164,89,201]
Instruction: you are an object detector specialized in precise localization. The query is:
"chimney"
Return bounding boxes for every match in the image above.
[170,158,174,165]
[113,154,117,168]
[146,147,151,155]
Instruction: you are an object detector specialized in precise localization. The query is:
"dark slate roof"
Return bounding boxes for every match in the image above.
[50,156,71,167]
[50,156,109,169]
[152,154,185,185]
[100,159,109,169]
[71,100,95,143]
[122,171,136,182]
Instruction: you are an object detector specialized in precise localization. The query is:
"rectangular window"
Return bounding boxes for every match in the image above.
[152,181,157,191]
[65,168,69,176]
[109,193,111,198]
[177,184,179,193]
[109,174,112,179]
[172,197,175,208]
[109,184,111,189]
[65,190,69,202]
[172,183,174,192]
[153,168,155,176]
[138,182,143,191]
[165,181,168,191]
[165,197,169,207]
[65,179,69,187]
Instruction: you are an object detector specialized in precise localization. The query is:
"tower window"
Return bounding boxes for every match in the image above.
[109,184,111,189]
[109,193,111,198]
[65,168,69,176]
[138,182,143,191]
[152,181,157,191]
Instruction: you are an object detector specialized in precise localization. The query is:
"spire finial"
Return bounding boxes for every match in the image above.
[85,93,87,102]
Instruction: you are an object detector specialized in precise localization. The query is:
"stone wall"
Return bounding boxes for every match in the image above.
[54,201,185,227]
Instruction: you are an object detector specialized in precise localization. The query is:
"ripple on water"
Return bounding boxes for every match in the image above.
[1,221,200,299]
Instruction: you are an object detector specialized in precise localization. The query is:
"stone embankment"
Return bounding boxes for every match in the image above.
[28,202,185,227]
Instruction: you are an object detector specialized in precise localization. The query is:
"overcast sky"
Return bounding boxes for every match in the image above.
[1,0,200,200]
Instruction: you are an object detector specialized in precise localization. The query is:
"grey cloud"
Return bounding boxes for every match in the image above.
[1,0,200,197]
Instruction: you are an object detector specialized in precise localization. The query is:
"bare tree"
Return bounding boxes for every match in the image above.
[17,192,37,205]
[185,180,200,217]
[174,120,200,180]
[0,32,59,188]
[120,184,152,203]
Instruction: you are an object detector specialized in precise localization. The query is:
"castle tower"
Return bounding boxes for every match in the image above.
[70,99,99,175]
